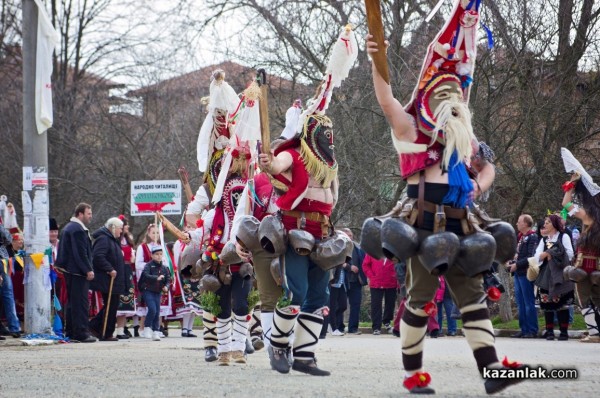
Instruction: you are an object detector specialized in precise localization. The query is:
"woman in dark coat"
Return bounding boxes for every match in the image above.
[533,214,575,340]
[89,217,127,341]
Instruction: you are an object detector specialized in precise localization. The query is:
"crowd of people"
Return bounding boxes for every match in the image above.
[3,2,600,396]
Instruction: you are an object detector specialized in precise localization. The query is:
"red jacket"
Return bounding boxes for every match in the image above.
[362,255,399,289]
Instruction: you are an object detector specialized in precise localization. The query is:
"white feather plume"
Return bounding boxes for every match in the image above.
[281,104,303,139]
[561,147,600,196]
[234,99,261,142]
[326,25,358,88]
[209,79,239,114]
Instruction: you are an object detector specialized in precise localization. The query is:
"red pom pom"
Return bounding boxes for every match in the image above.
[501,356,522,369]
[196,219,204,228]
[487,286,502,302]
[403,372,432,391]
[118,214,125,221]
[246,314,252,321]
[231,149,239,158]
[423,301,438,316]
[562,181,576,193]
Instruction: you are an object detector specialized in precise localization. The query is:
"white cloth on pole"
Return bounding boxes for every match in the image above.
[34,0,60,134]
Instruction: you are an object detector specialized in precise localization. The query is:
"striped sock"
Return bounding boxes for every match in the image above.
[460,303,498,372]
[400,305,429,373]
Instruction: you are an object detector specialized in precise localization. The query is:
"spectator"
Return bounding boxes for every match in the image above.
[507,214,539,338]
[0,224,22,338]
[362,255,398,335]
[534,214,575,340]
[55,203,96,343]
[327,263,348,336]
[135,224,170,337]
[89,217,127,341]
[49,218,67,318]
[6,232,25,322]
[436,276,457,337]
[115,215,136,339]
[139,246,171,341]
[343,229,366,335]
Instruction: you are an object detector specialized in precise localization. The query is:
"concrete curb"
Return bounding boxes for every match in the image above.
[355,327,586,338]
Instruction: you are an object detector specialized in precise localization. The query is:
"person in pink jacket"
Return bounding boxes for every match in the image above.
[362,255,399,335]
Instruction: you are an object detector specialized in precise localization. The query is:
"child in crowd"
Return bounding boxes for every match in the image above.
[139,246,171,341]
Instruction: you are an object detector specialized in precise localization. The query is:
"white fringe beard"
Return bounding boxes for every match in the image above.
[432,98,475,169]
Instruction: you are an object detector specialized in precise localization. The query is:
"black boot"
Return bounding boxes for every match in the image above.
[544,311,554,340]
[484,367,526,394]
[292,358,331,376]
[205,346,218,362]
[268,345,291,374]
[245,338,255,354]
[133,325,140,337]
[124,326,132,337]
[557,309,569,340]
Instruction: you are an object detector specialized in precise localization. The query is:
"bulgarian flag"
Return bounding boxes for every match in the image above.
[157,221,175,280]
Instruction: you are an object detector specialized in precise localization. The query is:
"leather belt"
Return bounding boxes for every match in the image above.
[419,201,467,220]
[281,210,330,224]
[281,210,331,238]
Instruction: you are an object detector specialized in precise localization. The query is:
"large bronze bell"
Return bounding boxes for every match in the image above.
[200,274,221,292]
[455,232,497,277]
[485,222,517,263]
[360,217,385,259]
[380,217,419,261]
[417,232,460,275]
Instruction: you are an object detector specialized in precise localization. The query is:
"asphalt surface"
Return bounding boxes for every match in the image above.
[0,330,598,397]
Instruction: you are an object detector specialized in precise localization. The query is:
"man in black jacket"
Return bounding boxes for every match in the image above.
[55,203,95,343]
[507,214,539,338]
[89,217,126,341]
[343,229,366,335]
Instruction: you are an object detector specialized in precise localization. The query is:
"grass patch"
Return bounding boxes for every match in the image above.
[491,313,585,330]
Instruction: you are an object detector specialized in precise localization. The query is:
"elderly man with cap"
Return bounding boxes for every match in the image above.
[257,26,357,376]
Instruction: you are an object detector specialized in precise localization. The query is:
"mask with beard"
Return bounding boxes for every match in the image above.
[417,73,475,170]
[298,114,338,188]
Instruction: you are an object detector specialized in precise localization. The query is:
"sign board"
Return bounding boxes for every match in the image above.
[130,180,182,216]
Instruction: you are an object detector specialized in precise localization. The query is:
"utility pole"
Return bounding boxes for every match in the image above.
[22,0,52,334]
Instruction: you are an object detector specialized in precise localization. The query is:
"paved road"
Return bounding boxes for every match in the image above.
[0,331,597,397]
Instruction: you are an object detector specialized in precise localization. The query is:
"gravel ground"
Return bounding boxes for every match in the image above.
[0,330,597,397]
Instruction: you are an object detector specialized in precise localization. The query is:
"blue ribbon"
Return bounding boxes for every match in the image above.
[442,151,474,208]
[481,22,495,49]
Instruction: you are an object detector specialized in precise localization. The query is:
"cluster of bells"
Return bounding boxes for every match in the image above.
[564,264,600,286]
[359,216,516,301]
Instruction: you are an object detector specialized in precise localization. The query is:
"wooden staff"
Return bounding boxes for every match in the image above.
[156,212,191,243]
[102,275,115,339]
[177,166,194,203]
[257,69,271,154]
[365,0,390,84]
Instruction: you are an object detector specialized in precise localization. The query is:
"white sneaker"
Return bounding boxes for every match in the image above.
[332,330,345,336]
[152,331,161,341]
[142,328,153,339]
